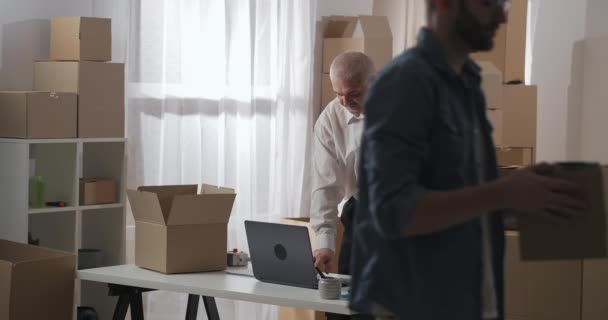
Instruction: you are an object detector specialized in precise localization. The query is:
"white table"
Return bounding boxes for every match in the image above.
[78,264,353,319]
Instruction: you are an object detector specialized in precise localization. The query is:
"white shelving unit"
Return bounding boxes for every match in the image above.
[0,137,127,319]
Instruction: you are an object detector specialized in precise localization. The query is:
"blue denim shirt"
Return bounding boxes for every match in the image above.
[349,28,505,320]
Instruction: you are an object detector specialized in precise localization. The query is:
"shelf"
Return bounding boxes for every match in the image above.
[29,206,78,214]
[0,137,126,144]
[28,203,124,214]
[80,203,124,211]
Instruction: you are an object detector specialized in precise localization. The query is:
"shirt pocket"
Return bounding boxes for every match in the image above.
[429,101,468,183]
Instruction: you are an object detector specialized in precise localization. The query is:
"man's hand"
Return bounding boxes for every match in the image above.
[313,248,335,272]
[499,163,588,224]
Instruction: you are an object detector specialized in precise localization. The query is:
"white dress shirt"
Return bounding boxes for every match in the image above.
[310,98,364,252]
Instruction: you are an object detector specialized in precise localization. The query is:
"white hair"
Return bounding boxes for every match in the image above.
[329,51,375,83]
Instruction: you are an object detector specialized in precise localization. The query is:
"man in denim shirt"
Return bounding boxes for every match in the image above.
[350,0,587,319]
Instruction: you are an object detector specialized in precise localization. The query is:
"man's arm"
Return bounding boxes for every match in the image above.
[310,116,346,252]
[363,62,586,239]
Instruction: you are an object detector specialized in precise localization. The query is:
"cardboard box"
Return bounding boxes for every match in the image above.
[504,232,584,320]
[519,163,608,261]
[505,231,526,317]
[471,0,528,82]
[526,259,583,320]
[496,147,534,167]
[321,73,335,109]
[127,184,235,274]
[80,178,116,205]
[582,259,608,320]
[50,16,112,62]
[502,85,537,147]
[0,91,77,139]
[0,239,76,320]
[278,307,325,320]
[34,61,125,138]
[322,15,392,73]
[479,61,503,109]
[487,108,503,145]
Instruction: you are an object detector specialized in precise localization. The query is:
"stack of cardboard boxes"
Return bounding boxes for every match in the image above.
[0,17,124,207]
[0,17,124,139]
[475,0,537,170]
[320,15,393,110]
[476,2,608,319]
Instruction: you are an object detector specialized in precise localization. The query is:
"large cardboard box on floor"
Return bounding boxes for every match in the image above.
[127,184,235,274]
[34,61,124,138]
[502,84,537,147]
[322,15,392,73]
[582,259,608,320]
[479,61,503,109]
[0,239,76,320]
[504,232,583,320]
[0,91,77,139]
[519,163,608,261]
[50,16,111,62]
[471,0,528,82]
[496,147,534,166]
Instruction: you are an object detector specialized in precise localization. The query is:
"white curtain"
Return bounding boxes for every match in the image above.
[123,0,317,319]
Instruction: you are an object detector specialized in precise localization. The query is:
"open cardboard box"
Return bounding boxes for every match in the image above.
[127,184,236,274]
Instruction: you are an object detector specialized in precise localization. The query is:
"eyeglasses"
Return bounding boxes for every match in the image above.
[482,0,512,12]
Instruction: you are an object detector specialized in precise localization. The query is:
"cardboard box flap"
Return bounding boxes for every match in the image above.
[324,19,353,38]
[167,193,235,226]
[127,189,168,225]
[201,184,235,195]
[137,185,197,216]
[358,15,392,38]
[0,240,70,264]
[478,61,502,75]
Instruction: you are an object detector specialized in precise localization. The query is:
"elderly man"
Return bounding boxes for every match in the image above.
[349,0,587,319]
[311,51,374,276]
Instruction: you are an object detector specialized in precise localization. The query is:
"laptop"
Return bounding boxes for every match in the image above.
[245,220,348,289]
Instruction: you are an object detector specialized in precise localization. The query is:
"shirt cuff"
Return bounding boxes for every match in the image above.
[315,232,336,252]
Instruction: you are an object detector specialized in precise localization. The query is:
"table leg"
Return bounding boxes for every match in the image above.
[202,296,220,320]
[108,284,151,320]
[130,290,144,320]
[185,294,200,320]
[112,294,130,320]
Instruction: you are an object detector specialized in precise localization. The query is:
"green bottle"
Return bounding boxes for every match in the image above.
[29,176,45,208]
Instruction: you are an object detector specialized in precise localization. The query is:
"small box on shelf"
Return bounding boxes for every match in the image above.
[80,178,117,206]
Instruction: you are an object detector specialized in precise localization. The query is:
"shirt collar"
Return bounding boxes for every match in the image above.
[346,114,365,125]
[416,27,481,82]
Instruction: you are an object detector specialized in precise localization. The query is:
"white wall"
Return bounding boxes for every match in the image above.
[0,0,93,89]
[0,0,127,90]
[527,0,588,161]
[585,0,608,39]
